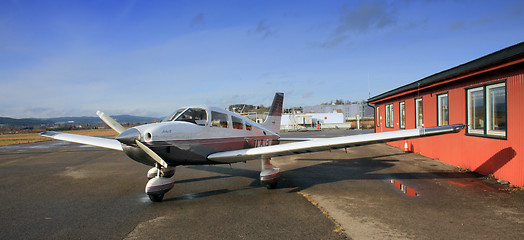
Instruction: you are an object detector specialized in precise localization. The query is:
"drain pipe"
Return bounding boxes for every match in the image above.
[367,102,376,133]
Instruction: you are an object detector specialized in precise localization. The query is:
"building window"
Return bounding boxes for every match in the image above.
[385,104,393,128]
[385,105,389,127]
[415,98,423,128]
[466,82,506,138]
[437,93,449,126]
[399,101,405,129]
[389,104,394,127]
[376,106,380,127]
[487,83,506,136]
[467,87,484,134]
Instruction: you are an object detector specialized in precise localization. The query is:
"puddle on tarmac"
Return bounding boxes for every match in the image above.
[389,179,419,196]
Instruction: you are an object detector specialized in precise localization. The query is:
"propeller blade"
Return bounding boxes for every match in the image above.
[135,140,169,168]
[96,110,126,134]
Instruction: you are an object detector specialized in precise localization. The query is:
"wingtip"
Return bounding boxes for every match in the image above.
[453,124,467,132]
[39,131,58,137]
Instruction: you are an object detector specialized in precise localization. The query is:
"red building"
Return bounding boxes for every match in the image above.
[368,42,524,186]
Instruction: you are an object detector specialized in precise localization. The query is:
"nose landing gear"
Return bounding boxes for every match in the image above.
[145,165,176,202]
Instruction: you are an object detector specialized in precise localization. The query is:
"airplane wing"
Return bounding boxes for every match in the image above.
[207,124,465,163]
[39,131,123,151]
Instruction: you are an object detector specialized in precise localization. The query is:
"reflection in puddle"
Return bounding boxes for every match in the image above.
[389,180,419,196]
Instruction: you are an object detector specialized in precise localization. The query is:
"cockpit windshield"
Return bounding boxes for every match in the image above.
[164,108,186,122]
[163,108,207,126]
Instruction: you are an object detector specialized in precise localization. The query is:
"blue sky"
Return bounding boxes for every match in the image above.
[1,0,523,118]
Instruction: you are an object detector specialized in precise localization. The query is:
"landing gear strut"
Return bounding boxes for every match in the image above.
[260,157,280,189]
[145,165,176,202]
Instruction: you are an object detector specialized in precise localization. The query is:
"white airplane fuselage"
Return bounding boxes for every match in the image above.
[118,106,280,166]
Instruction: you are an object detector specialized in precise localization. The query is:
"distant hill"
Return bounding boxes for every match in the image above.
[0,115,162,128]
[46,115,161,124]
[0,117,53,128]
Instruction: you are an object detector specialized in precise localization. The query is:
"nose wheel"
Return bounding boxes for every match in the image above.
[148,193,165,202]
[145,165,176,202]
[134,138,176,202]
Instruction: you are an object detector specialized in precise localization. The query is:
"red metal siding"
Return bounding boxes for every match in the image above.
[372,62,524,186]
[406,99,415,129]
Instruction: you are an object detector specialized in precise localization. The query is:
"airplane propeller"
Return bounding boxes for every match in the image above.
[135,140,169,168]
[96,111,173,201]
[96,111,126,134]
[97,111,170,169]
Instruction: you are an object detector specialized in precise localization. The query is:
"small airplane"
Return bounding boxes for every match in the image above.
[40,93,465,202]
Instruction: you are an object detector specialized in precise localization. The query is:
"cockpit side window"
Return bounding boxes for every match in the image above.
[232,116,243,130]
[169,108,207,126]
[211,111,229,128]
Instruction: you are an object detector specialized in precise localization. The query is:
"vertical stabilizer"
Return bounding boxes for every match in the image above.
[262,92,284,134]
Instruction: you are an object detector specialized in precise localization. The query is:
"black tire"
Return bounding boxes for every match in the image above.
[266,182,277,189]
[148,194,164,202]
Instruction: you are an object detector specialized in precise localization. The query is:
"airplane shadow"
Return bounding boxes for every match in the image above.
[170,151,480,201]
[164,188,234,202]
[174,175,233,184]
[184,165,261,188]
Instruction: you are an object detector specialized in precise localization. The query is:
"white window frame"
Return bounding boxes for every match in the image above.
[385,104,393,128]
[486,83,506,137]
[467,87,484,134]
[399,101,405,129]
[376,106,380,127]
[437,93,449,126]
[466,82,506,138]
[389,104,394,127]
[415,98,423,128]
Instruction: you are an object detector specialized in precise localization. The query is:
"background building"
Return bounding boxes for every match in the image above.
[281,103,374,130]
[368,42,524,186]
[303,103,374,121]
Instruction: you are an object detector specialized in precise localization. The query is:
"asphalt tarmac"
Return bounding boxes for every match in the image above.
[1,130,523,239]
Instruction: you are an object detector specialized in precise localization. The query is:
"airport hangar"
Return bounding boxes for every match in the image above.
[367,41,524,187]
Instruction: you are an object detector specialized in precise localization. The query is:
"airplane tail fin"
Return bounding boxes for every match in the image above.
[262,92,284,134]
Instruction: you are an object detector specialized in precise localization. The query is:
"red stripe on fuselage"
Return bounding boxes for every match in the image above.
[150,136,279,149]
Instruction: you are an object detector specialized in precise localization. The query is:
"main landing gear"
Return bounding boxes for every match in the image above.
[260,157,280,189]
[145,165,176,202]
[144,158,279,202]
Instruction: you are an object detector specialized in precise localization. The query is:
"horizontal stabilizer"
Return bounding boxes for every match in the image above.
[39,131,123,151]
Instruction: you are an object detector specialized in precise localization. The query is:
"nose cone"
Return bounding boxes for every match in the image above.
[116,128,140,146]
